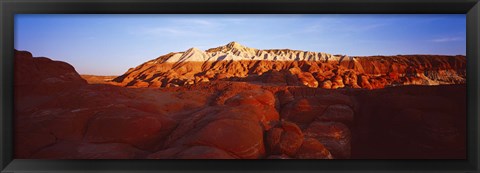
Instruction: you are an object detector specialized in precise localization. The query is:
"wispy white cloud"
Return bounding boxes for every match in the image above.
[431,36,464,42]
[190,19,213,26]
[132,18,224,38]
[220,18,247,24]
[173,19,217,27]
[139,27,210,37]
[302,21,387,34]
[355,23,387,31]
[131,26,211,37]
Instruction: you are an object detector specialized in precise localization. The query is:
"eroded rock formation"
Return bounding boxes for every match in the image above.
[14,49,466,159]
[111,42,466,89]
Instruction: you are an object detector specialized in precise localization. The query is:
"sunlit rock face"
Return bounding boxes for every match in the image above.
[110,42,466,89]
[14,49,466,159]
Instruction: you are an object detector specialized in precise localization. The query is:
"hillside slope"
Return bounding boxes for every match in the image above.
[112,42,466,89]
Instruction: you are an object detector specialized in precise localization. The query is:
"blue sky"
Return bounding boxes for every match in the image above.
[15,14,466,75]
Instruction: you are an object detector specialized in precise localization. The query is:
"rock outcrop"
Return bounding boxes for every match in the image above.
[111,42,466,89]
[14,49,466,159]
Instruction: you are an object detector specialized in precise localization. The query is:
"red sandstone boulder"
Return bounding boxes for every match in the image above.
[162,103,268,159]
[331,75,345,89]
[84,106,177,151]
[14,50,87,99]
[266,121,304,157]
[369,77,388,89]
[316,104,354,125]
[321,80,333,89]
[186,118,266,159]
[295,138,333,159]
[280,93,353,125]
[261,70,287,84]
[297,72,319,88]
[304,121,351,159]
[14,50,87,87]
[225,89,276,107]
[224,89,279,128]
[281,98,328,125]
[285,73,301,86]
[14,50,41,86]
[37,108,101,141]
[358,75,373,89]
[276,89,295,107]
[342,70,361,88]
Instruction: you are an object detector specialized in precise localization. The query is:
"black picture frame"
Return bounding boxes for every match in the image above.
[1,0,479,172]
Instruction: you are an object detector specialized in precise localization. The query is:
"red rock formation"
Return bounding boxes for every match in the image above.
[111,42,466,90]
[14,49,466,160]
[295,138,333,159]
[83,106,177,151]
[304,122,352,159]
[265,121,304,157]
[14,50,87,98]
[280,98,329,125]
[280,95,353,126]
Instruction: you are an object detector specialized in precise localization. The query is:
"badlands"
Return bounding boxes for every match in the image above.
[14,42,466,159]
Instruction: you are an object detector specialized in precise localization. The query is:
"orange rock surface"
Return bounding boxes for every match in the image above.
[111,42,466,90]
[14,49,466,159]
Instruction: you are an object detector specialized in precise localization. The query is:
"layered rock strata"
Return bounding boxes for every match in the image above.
[111,42,466,89]
[15,50,466,159]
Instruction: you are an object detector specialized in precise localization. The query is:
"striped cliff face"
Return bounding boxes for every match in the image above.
[112,42,466,89]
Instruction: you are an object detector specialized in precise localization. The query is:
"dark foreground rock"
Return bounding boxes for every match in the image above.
[14,50,466,159]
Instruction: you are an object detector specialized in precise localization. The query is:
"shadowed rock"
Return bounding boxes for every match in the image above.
[14,49,466,160]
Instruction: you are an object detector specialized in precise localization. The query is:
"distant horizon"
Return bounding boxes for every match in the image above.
[17,44,467,76]
[15,14,466,75]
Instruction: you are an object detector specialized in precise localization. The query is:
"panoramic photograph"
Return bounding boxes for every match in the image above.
[13,14,466,159]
